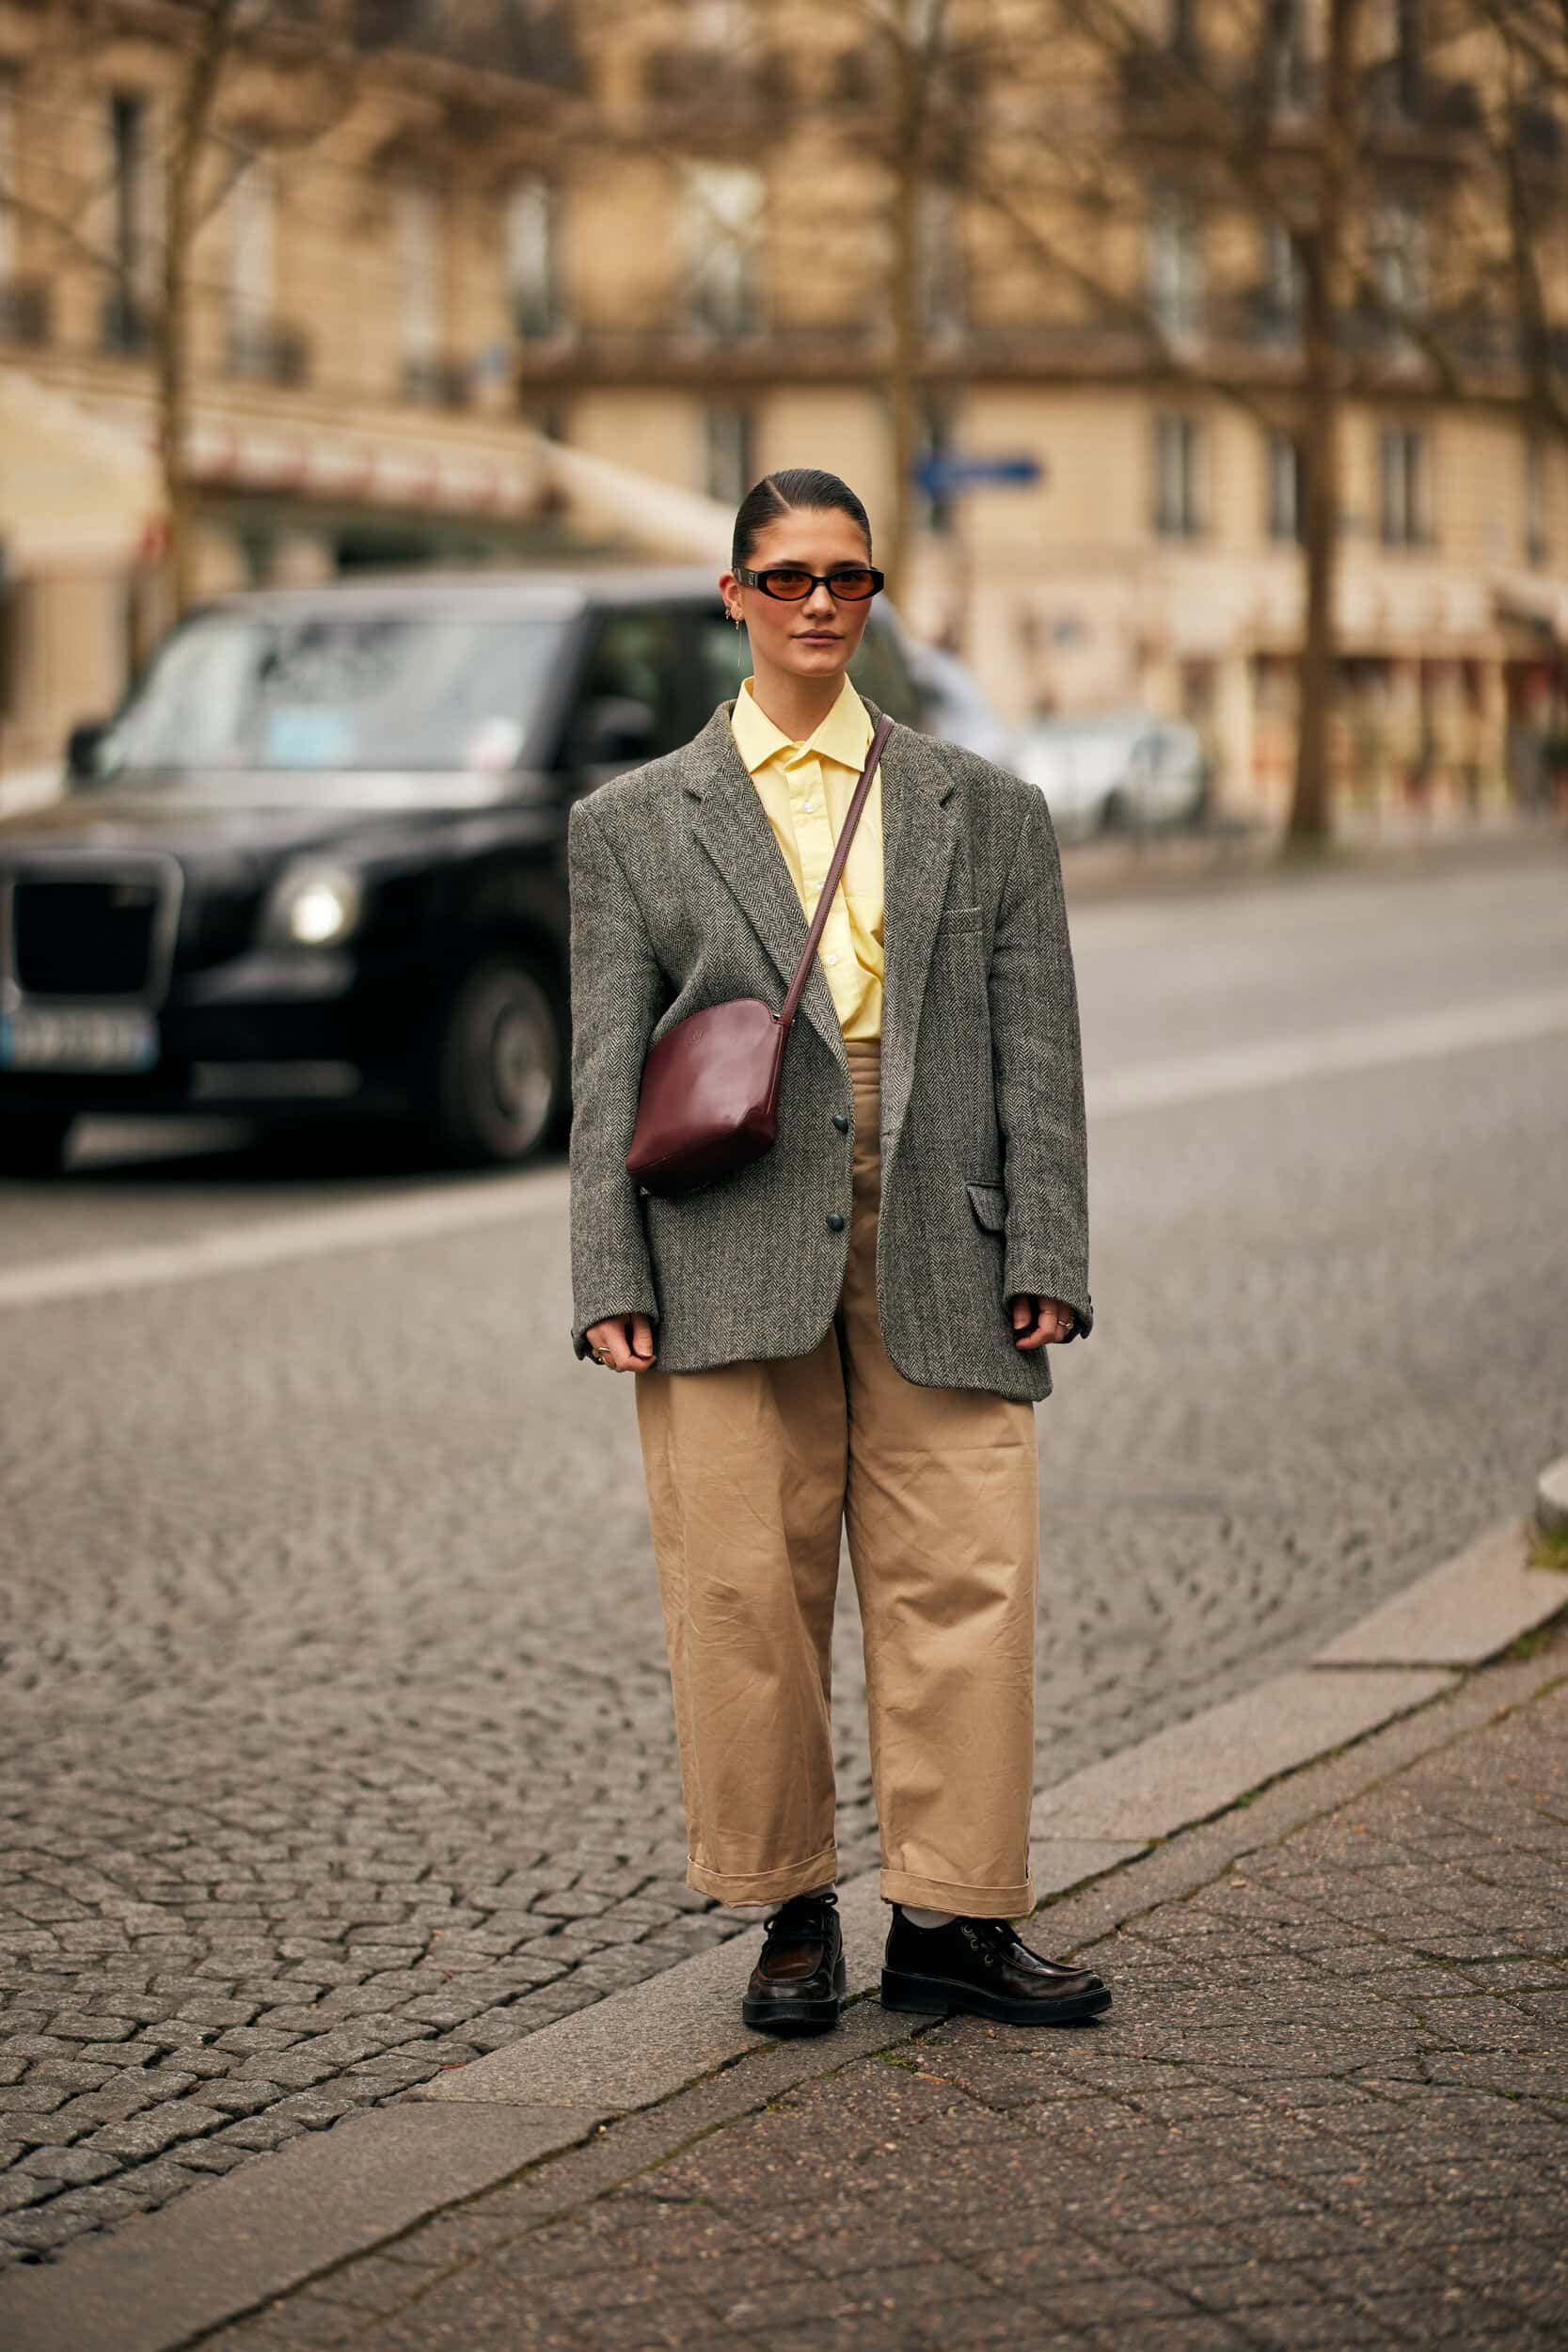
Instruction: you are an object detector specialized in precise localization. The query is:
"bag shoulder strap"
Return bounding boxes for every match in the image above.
[778,711,895,1033]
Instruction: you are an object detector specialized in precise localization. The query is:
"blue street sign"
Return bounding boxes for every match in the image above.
[915,453,1045,497]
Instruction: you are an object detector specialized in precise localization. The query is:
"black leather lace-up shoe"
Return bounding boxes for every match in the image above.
[881,1905,1111,2026]
[740,1888,846,2034]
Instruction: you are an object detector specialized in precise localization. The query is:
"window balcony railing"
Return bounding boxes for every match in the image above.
[101,286,152,358]
[512,295,571,344]
[642,46,783,108]
[514,316,886,383]
[355,0,583,86]
[401,354,472,408]
[0,276,51,347]
[225,316,311,388]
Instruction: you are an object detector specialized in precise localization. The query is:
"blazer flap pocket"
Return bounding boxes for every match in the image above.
[965,1181,1007,1233]
[938,903,983,935]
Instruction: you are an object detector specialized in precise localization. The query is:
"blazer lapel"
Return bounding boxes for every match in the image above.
[682,696,958,1141]
[684,701,847,1072]
[873,702,958,1158]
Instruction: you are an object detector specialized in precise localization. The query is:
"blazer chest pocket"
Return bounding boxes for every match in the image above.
[966,1181,1007,1233]
[937,903,983,937]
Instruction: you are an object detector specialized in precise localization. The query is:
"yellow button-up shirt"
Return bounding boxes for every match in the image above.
[728,672,884,1040]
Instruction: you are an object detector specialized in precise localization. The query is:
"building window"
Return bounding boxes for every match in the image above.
[227,154,273,363]
[398,181,455,400]
[506,175,562,341]
[1394,0,1423,116]
[104,90,155,351]
[1524,435,1548,566]
[1266,426,1301,541]
[916,182,964,342]
[703,405,753,505]
[1154,413,1205,536]
[1263,0,1307,107]
[1378,424,1431,545]
[1259,217,1302,342]
[1148,187,1204,342]
[0,76,16,282]
[1369,197,1427,322]
[1370,0,1424,118]
[683,162,763,340]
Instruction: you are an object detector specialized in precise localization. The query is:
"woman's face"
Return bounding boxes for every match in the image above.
[721,507,876,684]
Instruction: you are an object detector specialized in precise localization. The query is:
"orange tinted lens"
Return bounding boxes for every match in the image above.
[764,570,813,598]
[830,569,875,596]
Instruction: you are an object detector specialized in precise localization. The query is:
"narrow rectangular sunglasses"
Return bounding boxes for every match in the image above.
[734,565,885,601]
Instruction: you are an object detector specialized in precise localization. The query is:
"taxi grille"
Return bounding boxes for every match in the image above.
[10,877,163,997]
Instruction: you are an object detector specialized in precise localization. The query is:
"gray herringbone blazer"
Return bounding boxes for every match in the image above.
[566,694,1092,1403]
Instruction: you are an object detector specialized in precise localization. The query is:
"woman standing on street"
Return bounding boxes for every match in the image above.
[567,468,1109,2034]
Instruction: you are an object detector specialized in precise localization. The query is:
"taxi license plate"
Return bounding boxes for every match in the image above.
[0,1007,159,1073]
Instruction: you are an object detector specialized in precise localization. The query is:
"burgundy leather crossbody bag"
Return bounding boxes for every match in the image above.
[626,712,895,1200]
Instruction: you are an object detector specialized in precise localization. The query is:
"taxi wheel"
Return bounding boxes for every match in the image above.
[427,955,565,1167]
[0,1116,74,1177]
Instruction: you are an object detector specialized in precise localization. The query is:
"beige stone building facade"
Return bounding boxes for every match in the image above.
[3,0,1565,819]
[0,1,573,777]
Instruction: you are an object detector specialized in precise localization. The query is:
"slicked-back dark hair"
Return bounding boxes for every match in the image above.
[732,469,873,572]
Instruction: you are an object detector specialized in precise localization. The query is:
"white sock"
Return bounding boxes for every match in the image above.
[730,1881,834,1922]
[900,1905,957,1930]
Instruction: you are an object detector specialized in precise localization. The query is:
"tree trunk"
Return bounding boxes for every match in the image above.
[158,0,238,619]
[1286,0,1363,850]
[879,8,927,604]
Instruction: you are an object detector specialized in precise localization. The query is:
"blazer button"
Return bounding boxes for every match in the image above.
[832,1112,849,1132]
[826,1210,846,1232]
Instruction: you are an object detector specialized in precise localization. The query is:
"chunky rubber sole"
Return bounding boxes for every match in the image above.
[742,1953,847,2034]
[880,1966,1112,2026]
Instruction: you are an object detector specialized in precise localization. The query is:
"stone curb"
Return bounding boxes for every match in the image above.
[3,1504,1563,2352]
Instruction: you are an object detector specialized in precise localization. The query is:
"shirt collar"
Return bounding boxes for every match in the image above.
[730,672,873,777]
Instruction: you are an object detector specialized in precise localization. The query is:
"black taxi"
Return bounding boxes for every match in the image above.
[0,566,927,1172]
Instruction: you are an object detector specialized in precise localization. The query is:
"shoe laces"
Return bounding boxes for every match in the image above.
[960,1915,1023,1958]
[762,1888,837,1944]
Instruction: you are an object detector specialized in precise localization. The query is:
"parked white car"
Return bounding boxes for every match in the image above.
[1010,709,1209,840]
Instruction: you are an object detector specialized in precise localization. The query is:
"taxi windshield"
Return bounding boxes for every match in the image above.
[91,610,564,784]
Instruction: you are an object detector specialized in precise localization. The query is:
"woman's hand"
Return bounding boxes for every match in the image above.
[1008,1295,1075,1350]
[586,1311,658,1372]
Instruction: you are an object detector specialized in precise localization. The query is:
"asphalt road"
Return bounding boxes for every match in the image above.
[2,841,1565,2265]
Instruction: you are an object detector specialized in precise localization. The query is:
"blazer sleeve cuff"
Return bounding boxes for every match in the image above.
[573,1304,660,1360]
[1004,1266,1094,1342]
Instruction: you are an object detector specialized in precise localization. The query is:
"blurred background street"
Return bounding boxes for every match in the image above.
[3,0,1568,2296]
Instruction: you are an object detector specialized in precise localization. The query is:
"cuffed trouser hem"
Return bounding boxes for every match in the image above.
[880,1867,1034,1918]
[687,1845,840,1906]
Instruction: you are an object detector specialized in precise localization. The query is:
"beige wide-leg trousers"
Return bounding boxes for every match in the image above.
[634,1036,1040,1918]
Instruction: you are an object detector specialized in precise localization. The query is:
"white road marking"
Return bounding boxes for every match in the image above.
[0,1168,568,1310]
[1085,986,1568,1118]
[1,983,1565,1313]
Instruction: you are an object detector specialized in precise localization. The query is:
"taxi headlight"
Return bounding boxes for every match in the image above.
[265,866,363,948]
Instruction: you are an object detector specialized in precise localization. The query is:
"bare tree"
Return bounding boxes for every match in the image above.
[0,2,370,612]
[0,0,581,615]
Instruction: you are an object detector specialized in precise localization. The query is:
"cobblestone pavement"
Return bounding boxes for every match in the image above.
[194,1640,1568,2351]
[3,856,1566,2267]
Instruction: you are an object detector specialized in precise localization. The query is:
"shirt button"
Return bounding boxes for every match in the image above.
[826,1211,846,1232]
[824,953,838,965]
[802,799,815,812]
